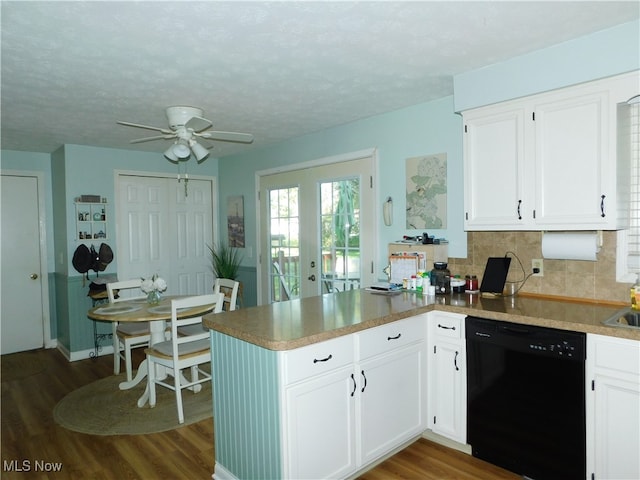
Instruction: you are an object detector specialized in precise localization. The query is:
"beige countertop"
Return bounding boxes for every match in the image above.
[203,289,640,351]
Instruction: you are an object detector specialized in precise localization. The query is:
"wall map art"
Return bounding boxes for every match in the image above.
[406,153,447,229]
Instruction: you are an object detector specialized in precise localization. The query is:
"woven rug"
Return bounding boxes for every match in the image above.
[53,373,213,435]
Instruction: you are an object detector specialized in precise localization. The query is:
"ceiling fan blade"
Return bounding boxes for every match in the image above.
[185,116,213,133]
[197,130,254,144]
[117,121,173,134]
[129,134,176,144]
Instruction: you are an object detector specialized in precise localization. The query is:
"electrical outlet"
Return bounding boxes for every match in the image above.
[532,258,543,277]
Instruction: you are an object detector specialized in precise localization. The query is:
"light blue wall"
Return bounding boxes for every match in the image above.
[219,20,639,285]
[454,20,640,111]
[58,144,219,276]
[219,95,465,279]
[2,145,220,353]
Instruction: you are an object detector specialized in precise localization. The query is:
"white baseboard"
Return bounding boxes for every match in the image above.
[56,343,114,362]
[421,429,472,454]
[213,463,238,480]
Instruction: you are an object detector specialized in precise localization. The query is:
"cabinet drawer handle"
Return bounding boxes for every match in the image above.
[517,199,522,220]
[313,354,333,364]
[454,351,460,371]
[600,194,606,218]
[438,324,456,330]
[361,370,367,393]
[350,373,356,397]
[387,333,401,341]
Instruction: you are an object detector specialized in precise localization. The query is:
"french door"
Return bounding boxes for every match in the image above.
[259,154,375,304]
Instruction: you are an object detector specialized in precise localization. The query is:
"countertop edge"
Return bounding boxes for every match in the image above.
[204,297,640,351]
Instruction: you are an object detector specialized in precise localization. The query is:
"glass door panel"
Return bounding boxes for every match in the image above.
[270,187,299,302]
[320,179,361,293]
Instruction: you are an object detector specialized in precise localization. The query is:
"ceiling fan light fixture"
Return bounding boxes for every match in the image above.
[164,145,180,162]
[172,142,191,159]
[190,140,210,162]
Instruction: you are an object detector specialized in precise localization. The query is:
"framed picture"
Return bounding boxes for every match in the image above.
[227,195,245,247]
[406,153,447,229]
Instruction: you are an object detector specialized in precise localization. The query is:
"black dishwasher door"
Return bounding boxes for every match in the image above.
[466,316,586,480]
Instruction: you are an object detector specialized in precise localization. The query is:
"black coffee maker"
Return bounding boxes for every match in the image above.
[430,262,451,294]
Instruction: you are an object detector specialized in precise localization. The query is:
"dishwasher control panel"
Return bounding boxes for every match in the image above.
[466,316,586,361]
[529,340,578,357]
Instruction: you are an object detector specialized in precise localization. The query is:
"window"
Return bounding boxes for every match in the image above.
[617,97,640,281]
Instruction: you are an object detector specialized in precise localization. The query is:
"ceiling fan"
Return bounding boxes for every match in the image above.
[117,106,254,163]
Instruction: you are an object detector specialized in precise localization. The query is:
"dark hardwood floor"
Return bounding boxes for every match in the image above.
[1,348,519,479]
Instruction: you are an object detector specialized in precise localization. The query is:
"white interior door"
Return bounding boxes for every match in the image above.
[116,174,215,295]
[1,174,48,354]
[259,155,375,304]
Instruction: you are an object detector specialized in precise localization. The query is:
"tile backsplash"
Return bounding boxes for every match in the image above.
[448,231,632,304]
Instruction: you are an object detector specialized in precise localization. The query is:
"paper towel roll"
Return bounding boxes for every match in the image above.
[541,232,599,261]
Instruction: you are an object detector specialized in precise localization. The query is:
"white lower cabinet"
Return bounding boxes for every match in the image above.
[281,315,427,479]
[587,334,640,480]
[358,342,425,465]
[427,311,467,444]
[284,365,357,479]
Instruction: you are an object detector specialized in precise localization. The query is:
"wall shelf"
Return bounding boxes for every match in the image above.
[75,201,107,242]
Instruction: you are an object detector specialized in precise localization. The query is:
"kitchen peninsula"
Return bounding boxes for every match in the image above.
[203,289,640,479]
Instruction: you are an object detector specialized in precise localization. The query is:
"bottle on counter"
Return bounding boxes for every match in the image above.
[416,272,423,293]
[421,271,430,295]
[632,273,640,311]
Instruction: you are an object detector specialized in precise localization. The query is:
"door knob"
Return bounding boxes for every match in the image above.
[308,274,316,281]
[30,273,38,280]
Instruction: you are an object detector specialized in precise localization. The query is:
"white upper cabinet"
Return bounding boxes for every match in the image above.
[463,71,639,231]
[463,104,528,229]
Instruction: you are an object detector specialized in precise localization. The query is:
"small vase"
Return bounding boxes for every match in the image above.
[147,290,161,305]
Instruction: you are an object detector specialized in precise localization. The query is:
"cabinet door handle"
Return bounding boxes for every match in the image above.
[438,324,456,330]
[361,370,367,393]
[313,354,332,363]
[454,351,460,371]
[517,199,522,220]
[387,333,401,341]
[350,373,356,397]
[600,194,606,218]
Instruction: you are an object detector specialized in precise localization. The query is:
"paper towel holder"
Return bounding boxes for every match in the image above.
[541,230,603,261]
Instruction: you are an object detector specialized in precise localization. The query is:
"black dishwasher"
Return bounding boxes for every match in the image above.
[466,316,586,480]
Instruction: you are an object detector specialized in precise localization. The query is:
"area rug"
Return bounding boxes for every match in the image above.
[53,374,213,435]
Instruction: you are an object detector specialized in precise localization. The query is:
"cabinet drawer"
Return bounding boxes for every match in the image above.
[430,312,464,339]
[591,334,640,376]
[357,316,426,361]
[283,335,354,385]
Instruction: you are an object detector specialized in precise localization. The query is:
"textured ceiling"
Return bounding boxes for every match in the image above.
[1,1,638,158]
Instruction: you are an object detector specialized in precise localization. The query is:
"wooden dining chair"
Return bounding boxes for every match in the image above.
[145,293,224,424]
[107,279,150,382]
[177,278,239,337]
[214,277,240,312]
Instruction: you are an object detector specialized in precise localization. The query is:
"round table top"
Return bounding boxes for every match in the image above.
[87,295,214,322]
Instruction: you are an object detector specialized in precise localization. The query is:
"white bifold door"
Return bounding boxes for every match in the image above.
[115,174,215,295]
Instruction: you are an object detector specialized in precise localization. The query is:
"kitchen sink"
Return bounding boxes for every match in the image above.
[603,307,640,329]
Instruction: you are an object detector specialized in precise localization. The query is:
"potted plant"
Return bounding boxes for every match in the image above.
[208,242,243,280]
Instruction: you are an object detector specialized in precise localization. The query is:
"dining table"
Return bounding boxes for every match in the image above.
[87,295,215,408]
